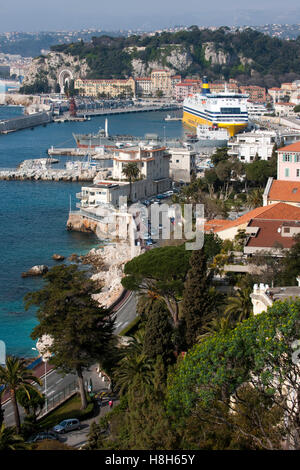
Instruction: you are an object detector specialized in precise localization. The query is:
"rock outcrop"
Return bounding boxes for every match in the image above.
[22,52,90,91]
[52,254,65,261]
[89,243,138,308]
[131,46,193,77]
[203,42,230,65]
[22,265,48,277]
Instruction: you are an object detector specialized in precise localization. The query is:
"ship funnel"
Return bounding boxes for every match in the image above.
[202,76,210,95]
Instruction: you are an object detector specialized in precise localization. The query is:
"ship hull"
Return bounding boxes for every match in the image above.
[183,110,247,137]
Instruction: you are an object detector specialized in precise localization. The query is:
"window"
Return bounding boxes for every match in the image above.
[220,107,241,114]
[297,169,300,177]
[284,227,290,233]
[285,168,290,178]
[283,154,292,162]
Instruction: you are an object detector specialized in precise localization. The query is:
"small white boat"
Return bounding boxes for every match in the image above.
[164,114,182,121]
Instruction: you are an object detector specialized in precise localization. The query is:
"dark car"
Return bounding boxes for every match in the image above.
[27,431,60,443]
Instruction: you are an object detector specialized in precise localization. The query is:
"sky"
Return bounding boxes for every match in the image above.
[1,0,300,32]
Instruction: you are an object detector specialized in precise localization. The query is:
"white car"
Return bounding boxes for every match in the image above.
[53,419,81,434]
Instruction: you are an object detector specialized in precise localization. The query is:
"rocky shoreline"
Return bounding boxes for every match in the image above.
[21,242,136,309]
[80,242,135,308]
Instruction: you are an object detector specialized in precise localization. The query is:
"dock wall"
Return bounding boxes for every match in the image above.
[0,111,53,134]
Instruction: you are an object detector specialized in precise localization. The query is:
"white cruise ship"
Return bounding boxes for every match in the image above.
[183,77,249,137]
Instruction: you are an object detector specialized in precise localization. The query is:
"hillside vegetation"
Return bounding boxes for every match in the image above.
[50,27,300,86]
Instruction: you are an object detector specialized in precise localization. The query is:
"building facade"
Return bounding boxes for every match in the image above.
[74,77,136,98]
[135,77,152,96]
[169,147,196,183]
[76,143,171,209]
[240,85,266,103]
[277,142,300,181]
[227,131,278,162]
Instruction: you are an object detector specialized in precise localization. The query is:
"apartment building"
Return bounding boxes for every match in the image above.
[277,142,300,181]
[274,101,295,116]
[76,143,171,209]
[74,77,136,98]
[112,144,170,182]
[150,69,173,96]
[174,80,201,101]
[240,85,266,103]
[227,131,278,162]
[268,87,286,103]
[135,77,152,96]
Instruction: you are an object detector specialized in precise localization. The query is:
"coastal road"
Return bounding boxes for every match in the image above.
[2,292,137,428]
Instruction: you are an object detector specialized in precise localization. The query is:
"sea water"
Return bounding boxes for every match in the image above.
[0,107,183,356]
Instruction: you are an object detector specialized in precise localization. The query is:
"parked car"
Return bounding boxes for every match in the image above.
[53,418,81,434]
[27,431,60,443]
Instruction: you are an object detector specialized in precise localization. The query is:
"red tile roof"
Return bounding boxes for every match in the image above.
[277,142,300,152]
[246,219,297,249]
[207,202,300,234]
[275,102,295,106]
[204,219,229,232]
[268,180,300,203]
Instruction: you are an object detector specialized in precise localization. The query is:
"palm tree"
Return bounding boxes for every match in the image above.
[197,315,232,341]
[113,331,154,395]
[0,423,27,450]
[224,287,253,324]
[246,188,263,209]
[0,356,42,433]
[122,162,140,202]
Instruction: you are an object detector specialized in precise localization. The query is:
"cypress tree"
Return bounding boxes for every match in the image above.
[182,249,212,348]
[143,301,174,364]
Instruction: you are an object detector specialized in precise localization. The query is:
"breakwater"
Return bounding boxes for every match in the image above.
[0,167,96,181]
[0,111,53,134]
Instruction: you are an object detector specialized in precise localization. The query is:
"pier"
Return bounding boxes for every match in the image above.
[0,111,53,134]
[48,147,98,157]
[76,104,181,118]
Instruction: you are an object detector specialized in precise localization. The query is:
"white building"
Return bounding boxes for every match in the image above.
[251,280,300,315]
[76,143,171,208]
[227,130,278,163]
[135,78,152,96]
[169,147,196,183]
[112,144,170,182]
[274,102,296,117]
[246,101,268,117]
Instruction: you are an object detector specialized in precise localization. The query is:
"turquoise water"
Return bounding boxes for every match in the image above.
[0,107,183,357]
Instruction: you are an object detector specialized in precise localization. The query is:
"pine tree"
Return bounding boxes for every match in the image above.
[143,301,174,364]
[181,249,213,348]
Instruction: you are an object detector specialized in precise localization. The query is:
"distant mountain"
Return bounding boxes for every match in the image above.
[0,31,124,57]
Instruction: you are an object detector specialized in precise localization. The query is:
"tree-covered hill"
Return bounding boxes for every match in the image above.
[50,27,300,86]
